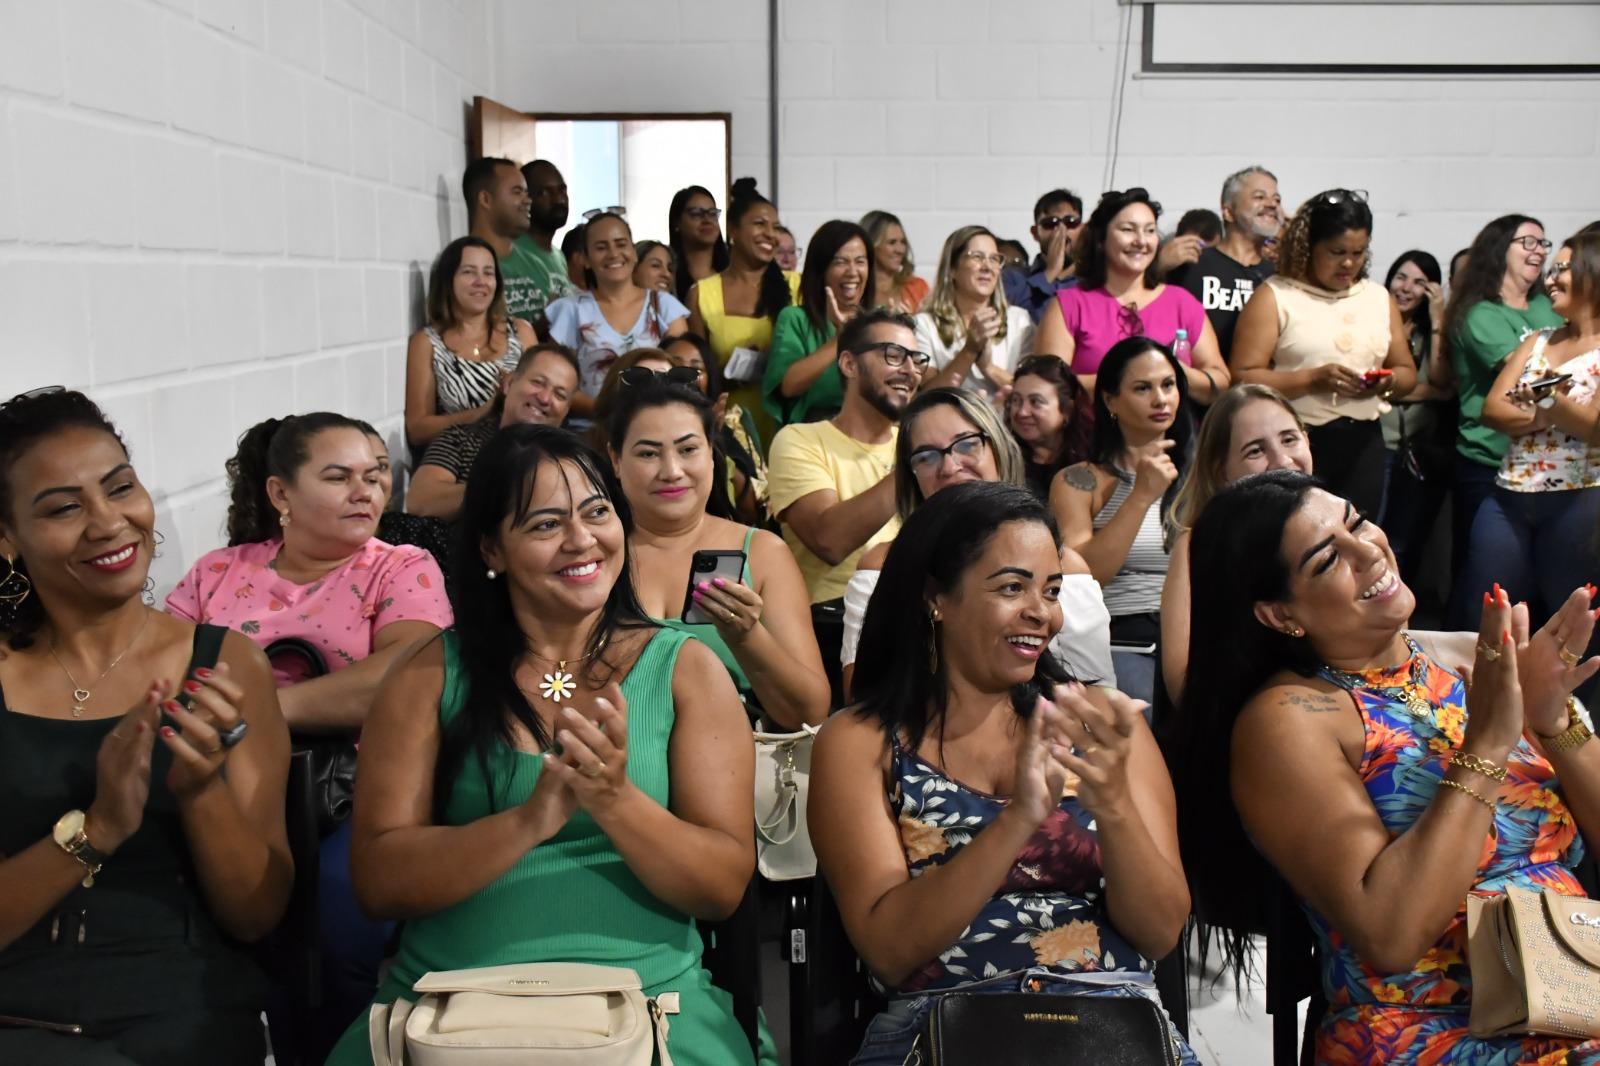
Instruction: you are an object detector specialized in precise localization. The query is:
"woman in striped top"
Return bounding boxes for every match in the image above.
[405,236,537,447]
[1051,336,1193,706]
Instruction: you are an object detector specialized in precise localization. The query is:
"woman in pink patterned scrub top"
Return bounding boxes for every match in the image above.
[165,412,453,1063]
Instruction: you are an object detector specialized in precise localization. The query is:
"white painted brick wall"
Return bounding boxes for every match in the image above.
[5,0,1596,600]
[1,0,487,596]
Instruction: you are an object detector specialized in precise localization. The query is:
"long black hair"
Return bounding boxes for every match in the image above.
[1384,250,1443,343]
[799,219,875,334]
[225,413,372,546]
[727,177,792,321]
[1166,469,1324,979]
[605,378,736,520]
[439,424,653,820]
[1442,214,1544,350]
[0,389,129,649]
[1074,188,1163,290]
[1088,336,1193,518]
[852,481,1077,753]
[669,184,730,302]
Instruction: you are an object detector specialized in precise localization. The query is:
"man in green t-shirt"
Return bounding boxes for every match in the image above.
[462,157,567,327]
[507,159,576,321]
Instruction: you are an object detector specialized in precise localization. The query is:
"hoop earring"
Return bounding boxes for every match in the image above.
[0,555,31,606]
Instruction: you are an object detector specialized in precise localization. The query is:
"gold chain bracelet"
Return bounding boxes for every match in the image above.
[1449,750,1509,782]
[1439,778,1496,811]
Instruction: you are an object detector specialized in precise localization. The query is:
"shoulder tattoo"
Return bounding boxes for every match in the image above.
[1063,464,1097,492]
[1283,690,1344,714]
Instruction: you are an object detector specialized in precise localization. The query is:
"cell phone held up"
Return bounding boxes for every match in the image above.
[1523,372,1573,397]
[681,549,747,626]
[1361,368,1394,389]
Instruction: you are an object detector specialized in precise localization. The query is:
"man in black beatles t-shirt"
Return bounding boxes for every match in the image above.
[1169,165,1283,362]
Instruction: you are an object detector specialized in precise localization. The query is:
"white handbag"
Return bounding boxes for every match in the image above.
[753,724,819,882]
[368,962,678,1066]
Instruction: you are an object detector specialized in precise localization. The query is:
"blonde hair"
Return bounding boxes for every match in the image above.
[894,388,1026,521]
[1168,384,1305,541]
[925,225,1011,349]
[861,210,916,290]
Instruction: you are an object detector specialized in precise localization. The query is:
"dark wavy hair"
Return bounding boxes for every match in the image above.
[1384,249,1443,341]
[1088,337,1193,519]
[727,177,792,322]
[666,331,726,399]
[1008,354,1094,472]
[0,389,129,648]
[1074,188,1164,290]
[604,378,735,521]
[439,425,653,819]
[427,235,509,338]
[225,412,373,545]
[1166,469,1324,980]
[1276,190,1374,287]
[669,184,730,302]
[852,481,1078,755]
[798,219,875,335]
[1441,214,1544,351]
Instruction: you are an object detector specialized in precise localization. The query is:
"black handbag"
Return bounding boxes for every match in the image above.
[264,637,358,838]
[912,991,1179,1066]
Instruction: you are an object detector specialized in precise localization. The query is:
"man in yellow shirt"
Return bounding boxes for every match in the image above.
[767,309,929,603]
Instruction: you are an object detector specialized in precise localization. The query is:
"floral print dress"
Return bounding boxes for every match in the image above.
[1496,329,1600,493]
[886,737,1150,993]
[1308,636,1600,1065]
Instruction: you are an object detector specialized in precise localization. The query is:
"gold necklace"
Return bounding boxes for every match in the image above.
[527,637,608,704]
[49,611,153,718]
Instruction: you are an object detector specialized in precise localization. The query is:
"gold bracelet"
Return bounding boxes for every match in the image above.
[1449,750,1509,782]
[1535,699,1594,753]
[1439,778,1496,811]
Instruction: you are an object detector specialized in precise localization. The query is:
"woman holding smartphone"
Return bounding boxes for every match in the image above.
[608,372,829,729]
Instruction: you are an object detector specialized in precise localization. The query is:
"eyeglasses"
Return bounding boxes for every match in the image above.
[908,431,988,475]
[582,206,626,220]
[959,250,1006,269]
[857,341,932,371]
[1514,235,1554,252]
[1037,214,1082,231]
[1312,188,1368,207]
[684,207,722,222]
[619,365,702,389]
[1548,261,1571,277]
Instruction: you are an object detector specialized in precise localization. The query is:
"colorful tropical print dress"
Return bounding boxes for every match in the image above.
[1309,636,1600,1064]
[886,737,1151,993]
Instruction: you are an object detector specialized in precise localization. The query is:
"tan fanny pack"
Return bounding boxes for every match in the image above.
[1466,884,1600,1039]
[368,962,678,1065]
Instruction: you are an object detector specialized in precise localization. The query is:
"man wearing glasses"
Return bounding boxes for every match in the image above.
[767,309,928,604]
[1003,189,1085,322]
[1169,165,1283,361]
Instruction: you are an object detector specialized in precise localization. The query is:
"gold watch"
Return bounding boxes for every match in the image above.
[52,810,108,887]
[1536,701,1595,754]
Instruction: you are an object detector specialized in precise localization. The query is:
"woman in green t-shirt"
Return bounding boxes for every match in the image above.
[1442,214,1564,627]
[762,220,875,429]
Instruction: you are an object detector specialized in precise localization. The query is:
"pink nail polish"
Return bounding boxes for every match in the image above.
[713,577,727,587]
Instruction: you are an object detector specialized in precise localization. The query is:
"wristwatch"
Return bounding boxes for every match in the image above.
[1536,703,1595,754]
[52,810,108,887]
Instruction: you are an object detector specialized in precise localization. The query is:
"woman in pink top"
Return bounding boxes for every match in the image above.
[166,411,453,1061]
[1036,188,1230,404]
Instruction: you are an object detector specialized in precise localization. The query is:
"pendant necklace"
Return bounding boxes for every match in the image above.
[49,611,153,718]
[529,636,608,704]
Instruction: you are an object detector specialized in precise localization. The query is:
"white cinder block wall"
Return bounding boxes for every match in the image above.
[0,0,490,595]
[5,0,1596,594]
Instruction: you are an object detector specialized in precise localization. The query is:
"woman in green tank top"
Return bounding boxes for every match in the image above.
[605,373,829,730]
[326,425,772,1065]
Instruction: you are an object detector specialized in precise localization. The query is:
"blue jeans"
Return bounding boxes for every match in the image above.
[1459,486,1600,702]
[851,969,1198,1065]
[1447,457,1501,629]
[310,818,397,1062]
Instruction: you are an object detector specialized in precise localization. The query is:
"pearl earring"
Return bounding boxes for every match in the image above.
[486,568,498,580]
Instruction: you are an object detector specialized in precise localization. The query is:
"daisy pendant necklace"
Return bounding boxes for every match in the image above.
[528,636,608,704]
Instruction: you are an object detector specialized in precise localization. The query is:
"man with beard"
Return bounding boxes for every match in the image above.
[767,309,926,603]
[1169,165,1284,360]
[405,342,579,521]
[494,158,574,323]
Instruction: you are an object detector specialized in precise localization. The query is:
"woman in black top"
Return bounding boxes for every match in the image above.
[0,388,291,1065]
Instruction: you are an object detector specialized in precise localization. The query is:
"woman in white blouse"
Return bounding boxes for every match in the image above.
[916,226,1035,400]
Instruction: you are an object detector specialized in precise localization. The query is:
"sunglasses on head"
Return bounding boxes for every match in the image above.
[618,365,701,388]
[2,385,66,411]
[1312,188,1368,207]
[583,206,627,221]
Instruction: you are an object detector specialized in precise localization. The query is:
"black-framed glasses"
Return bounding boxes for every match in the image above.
[1313,188,1368,207]
[856,341,932,371]
[583,206,626,221]
[618,365,701,389]
[1515,235,1554,252]
[908,431,989,475]
[1037,214,1082,231]
[683,206,721,222]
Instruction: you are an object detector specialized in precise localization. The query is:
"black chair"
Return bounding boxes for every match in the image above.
[1153,937,1190,1041]
[789,875,883,1066]
[699,876,763,1056]
[258,749,324,1066]
[1264,874,1324,1066]
[809,600,846,711]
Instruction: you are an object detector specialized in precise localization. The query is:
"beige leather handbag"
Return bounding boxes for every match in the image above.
[1466,884,1600,1039]
[368,962,678,1065]
[753,724,819,882]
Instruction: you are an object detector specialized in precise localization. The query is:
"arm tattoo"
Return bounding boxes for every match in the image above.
[1284,691,1344,714]
[1064,464,1097,492]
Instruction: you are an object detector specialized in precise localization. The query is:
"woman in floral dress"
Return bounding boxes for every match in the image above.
[809,482,1196,1064]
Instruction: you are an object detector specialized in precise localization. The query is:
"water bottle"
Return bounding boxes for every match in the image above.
[1171,328,1191,366]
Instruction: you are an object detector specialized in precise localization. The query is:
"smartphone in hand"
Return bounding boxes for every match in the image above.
[1361,368,1394,389]
[681,550,747,625]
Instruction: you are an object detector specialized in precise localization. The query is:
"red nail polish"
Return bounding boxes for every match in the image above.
[194,667,213,679]
[1587,584,1597,599]
[1503,628,1512,644]
[182,680,202,694]
[1483,592,1492,608]
[160,726,175,738]
[1593,607,1600,620]
[163,700,181,713]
